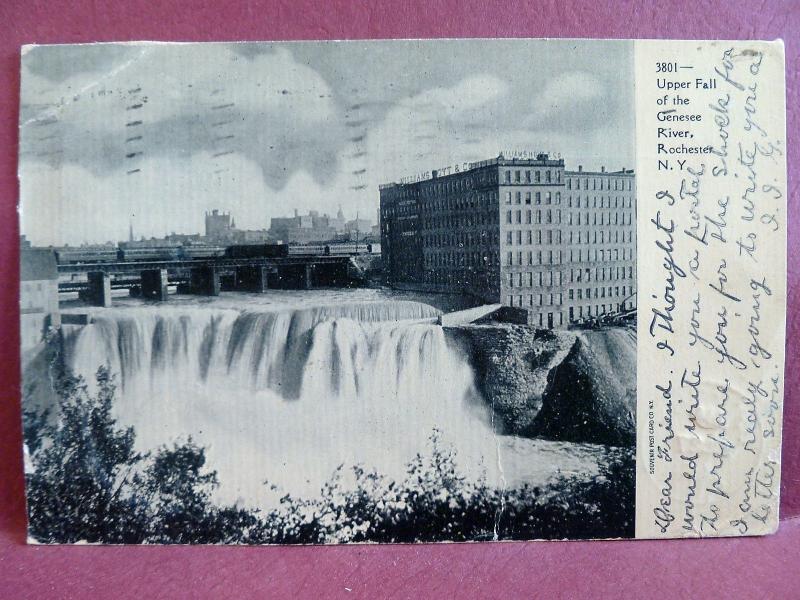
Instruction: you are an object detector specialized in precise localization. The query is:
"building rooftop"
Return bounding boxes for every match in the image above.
[380,154,633,189]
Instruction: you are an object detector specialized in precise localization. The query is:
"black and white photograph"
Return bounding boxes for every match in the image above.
[19,39,637,544]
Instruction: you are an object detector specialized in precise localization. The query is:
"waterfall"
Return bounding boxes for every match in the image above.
[63,300,500,508]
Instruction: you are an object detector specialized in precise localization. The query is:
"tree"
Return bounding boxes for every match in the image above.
[140,440,221,544]
[25,366,147,543]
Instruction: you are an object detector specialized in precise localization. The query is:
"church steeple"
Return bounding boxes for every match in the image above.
[128,220,134,242]
[337,204,344,220]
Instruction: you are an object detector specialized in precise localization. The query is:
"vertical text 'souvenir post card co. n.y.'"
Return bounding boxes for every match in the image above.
[17,39,786,544]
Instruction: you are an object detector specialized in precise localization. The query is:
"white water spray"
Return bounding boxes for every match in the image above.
[64,300,502,508]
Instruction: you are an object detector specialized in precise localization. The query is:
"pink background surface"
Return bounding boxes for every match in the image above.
[0,1,797,597]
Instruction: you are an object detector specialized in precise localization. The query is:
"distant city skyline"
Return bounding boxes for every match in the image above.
[19,40,634,246]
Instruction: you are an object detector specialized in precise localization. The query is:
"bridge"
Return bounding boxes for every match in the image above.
[58,255,354,306]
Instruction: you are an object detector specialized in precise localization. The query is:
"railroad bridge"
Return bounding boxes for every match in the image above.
[58,255,354,306]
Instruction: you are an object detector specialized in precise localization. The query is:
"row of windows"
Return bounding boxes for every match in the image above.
[568,229,635,245]
[505,284,631,303]
[505,190,560,205]
[565,177,633,191]
[505,229,562,247]
[505,247,635,266]
[567,211,633,226]
[567,285,632,300]
[421,191,498,212]
[423,231,500,249]
[424,211,498,230]
[505,249,562,267]
[426,250,500,268]
[567,195,634,209]
[569,265,635,283]
[503,169,562,184]
[505,208,562,225]
[383,186,634,218]
[507,271,563,288]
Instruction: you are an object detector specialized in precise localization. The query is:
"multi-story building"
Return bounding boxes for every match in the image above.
[379,154,636,328]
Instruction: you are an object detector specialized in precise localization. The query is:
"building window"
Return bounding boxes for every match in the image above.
[515,170,521,182]
[506,210,512,224]
[506,192,512,204]
[525,192,531,204]
[515,191,521,204]
[525,170,531,183]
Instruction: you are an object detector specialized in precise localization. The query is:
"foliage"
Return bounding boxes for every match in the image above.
[257,430,634,544]
[24,370,634,544]
[24,367,231,544]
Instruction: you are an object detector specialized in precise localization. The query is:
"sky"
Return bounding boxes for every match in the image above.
[19,39,634,246]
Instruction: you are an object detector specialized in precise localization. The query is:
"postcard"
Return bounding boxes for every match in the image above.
[18,39,786,543]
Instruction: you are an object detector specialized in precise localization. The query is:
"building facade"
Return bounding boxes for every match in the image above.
[379,154,636,328]
[20,246,60,352]
[205,209,235,240]
[270,210,337,243]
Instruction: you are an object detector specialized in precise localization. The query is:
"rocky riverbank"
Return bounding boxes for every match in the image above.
[446,324,637,447]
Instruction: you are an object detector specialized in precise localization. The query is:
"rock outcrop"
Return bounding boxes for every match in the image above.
[530,329,636,447]
[447,324,636,447]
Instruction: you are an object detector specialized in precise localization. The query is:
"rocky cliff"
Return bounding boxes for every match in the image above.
[446,324,636,447]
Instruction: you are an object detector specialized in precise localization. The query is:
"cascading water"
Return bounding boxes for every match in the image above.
[63,299,503,508]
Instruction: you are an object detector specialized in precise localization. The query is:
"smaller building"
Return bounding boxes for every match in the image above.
[344,218,372,241]
[20,246,60,352]
[205,209,235,241]
[269,209,338,243]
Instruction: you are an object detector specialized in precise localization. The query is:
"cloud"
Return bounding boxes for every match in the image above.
[525,71,609,129]
[18,41,635,245]
[412,75,509,113]
[20,45,341,188]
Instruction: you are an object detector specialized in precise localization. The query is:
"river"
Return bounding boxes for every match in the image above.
[60,289,610,509]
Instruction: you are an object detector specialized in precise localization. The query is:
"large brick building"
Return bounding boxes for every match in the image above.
[379,154,636,328]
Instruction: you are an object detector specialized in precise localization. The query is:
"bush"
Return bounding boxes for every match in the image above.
[258,430,635,544]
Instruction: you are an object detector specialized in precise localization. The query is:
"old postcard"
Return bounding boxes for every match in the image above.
[18,39,786,544]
